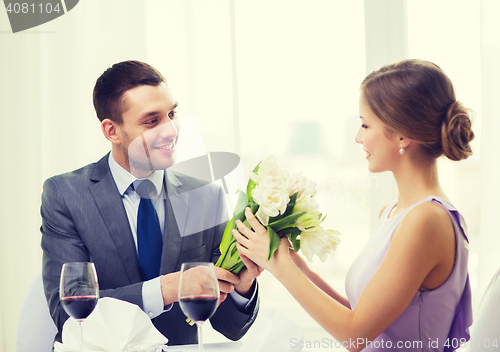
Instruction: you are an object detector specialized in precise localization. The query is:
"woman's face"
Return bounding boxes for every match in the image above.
[355,93,402,173]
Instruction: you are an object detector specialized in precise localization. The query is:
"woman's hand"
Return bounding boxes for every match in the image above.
[233,207,292,274]
[288,245,310,273]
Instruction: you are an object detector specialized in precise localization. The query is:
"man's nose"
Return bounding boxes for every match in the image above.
[159,119,179,139]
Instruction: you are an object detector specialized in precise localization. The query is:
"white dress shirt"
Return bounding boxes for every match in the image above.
[108,153,254,318]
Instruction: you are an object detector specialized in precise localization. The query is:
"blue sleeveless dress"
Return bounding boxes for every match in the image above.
[345,196,472,351]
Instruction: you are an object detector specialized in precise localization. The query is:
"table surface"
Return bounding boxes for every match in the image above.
[163,342,242,352]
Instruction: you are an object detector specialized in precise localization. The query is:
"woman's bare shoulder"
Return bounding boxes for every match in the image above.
[378,203,389,218]
[397,201,453,244]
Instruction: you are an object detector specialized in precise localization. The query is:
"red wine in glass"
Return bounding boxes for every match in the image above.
[60,262,99,352]
[61,295,98,320]
[179,295,218,322]
[178,262,220,352]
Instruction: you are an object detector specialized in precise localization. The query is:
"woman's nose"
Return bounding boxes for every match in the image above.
[355,127,363,144]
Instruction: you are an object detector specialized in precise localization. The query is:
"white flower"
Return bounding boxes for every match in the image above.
[300,227,341,262]
[288,172,317,199]
[293,193,321,231]
[250,155,289,187]
[249,156,294,225]
[293,193,319,214]
[252,183,289,225]
[295,211,321,231]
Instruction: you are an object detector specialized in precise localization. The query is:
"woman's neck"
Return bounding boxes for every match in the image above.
[391,158,446,216]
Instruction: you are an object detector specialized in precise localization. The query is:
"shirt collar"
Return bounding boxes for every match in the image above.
[108,152,164,196]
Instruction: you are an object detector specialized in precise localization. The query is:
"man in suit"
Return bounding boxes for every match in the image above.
[41,60,260,345]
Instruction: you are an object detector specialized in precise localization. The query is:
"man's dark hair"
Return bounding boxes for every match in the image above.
[93,60,166,123]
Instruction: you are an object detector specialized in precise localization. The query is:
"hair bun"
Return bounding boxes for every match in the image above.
[441,101,474,161]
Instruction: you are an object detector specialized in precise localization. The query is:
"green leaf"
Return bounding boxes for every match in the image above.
[247,180,256,203]
[218,242,240,271]
[246,162,261,203]
[268,212,306,232]
[230,242,238,256]
[242,219,251,229]
[278,226,301,236]
[215,255,224,268]
[249,198,259,214]
[234,208,246,223]
[234,190,248,217]
[268,192,299,223]
[288,192,299,210]
[215,218,236,267]
[252,162,261,173]
[289,232,301,252]
[230,261,246,275]
[267,226,281,261]
[217,160,268,273]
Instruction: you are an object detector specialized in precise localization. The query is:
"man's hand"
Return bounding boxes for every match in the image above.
[234,253,263,298]
[214,267,240,305]
[160,266,244,307]
[160,271,181,306]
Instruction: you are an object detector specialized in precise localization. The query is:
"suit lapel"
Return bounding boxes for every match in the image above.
[89,154,142,283]
[161,169,188,274]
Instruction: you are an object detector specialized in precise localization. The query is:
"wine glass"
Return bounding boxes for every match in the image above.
[60,262,99,352]
[178,262,220,352]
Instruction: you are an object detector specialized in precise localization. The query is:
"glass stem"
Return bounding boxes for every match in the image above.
[197,321,204,352]
[79,321,83,352]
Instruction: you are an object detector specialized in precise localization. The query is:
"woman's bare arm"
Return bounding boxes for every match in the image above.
[234,204,454,352]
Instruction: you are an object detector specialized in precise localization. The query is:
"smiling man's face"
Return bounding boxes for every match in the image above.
[114,83,179,178]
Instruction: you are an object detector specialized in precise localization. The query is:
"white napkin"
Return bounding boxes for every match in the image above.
[54,297,168,352]
[238,309,303,352]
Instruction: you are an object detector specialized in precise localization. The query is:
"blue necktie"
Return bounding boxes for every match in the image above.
[134,180,163,281]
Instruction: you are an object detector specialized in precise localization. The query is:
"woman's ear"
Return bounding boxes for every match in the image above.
[399,137,411,149]
[101,119,121,145]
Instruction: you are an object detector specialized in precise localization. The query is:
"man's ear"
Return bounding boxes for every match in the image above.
[101,119,121,145]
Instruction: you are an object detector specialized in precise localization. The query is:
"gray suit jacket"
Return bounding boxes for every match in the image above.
[41,153,258,345]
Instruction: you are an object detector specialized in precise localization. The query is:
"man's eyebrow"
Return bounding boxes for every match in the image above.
[139,111,161,120]
[138,102,179,121]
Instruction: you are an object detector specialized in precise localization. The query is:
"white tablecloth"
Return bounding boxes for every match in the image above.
[163,342,241,351]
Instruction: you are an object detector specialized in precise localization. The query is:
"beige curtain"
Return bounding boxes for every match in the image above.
[0,1,237,350]
[478,0,500,298]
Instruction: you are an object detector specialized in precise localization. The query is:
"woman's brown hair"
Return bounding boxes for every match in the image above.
[361,59,474,161]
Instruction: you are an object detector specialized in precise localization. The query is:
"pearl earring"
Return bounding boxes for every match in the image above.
[399,145,406,155]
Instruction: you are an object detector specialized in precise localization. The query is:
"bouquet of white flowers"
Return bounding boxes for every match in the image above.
[215,156,341,274]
